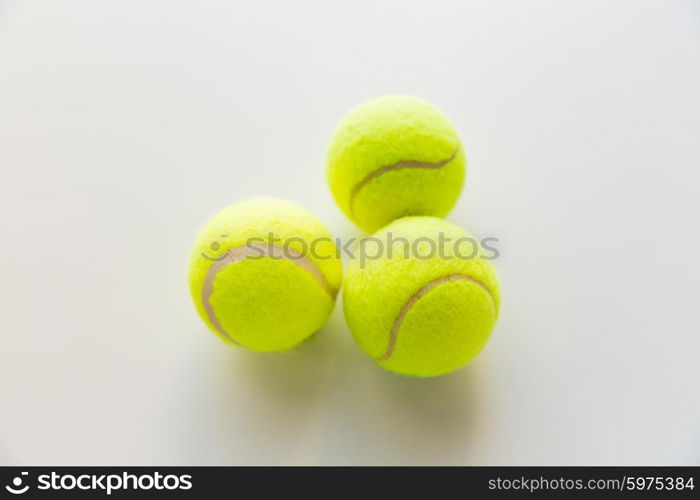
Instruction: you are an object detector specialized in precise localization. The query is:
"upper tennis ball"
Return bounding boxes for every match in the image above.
[188,198,342,351]
[326,95,466,233]
[343,216,500,377]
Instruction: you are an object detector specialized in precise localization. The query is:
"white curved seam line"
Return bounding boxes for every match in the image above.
[201,243,335,344]
[376,273,495,362]
[349,146,460,218]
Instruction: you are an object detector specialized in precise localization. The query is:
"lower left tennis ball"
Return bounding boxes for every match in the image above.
[188,198,342,351]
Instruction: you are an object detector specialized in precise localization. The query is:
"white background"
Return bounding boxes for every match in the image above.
[1,0,699,465]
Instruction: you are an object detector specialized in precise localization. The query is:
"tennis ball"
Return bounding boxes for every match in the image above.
[188,198,342,351]
[326,95,466,233]
[343,216,500,377]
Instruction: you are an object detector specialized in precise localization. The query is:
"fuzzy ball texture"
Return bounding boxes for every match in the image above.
[343,217,500,377]
[189,198,342,351]
[327,95,466,233]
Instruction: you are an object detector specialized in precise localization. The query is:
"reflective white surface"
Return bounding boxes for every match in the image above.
[0,0,699,465]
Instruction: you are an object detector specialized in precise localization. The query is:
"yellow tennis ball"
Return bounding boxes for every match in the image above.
[343,217,500,377]
[327,95,466,233]
[188,198,342,351]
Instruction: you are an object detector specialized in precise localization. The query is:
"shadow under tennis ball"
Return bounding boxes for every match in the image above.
[305,316,489,465]
[153,309,342,464]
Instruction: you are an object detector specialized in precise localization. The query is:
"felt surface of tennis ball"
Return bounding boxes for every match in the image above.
[327,95,466,233]
[343,217,500,377]
[189,198,342,351]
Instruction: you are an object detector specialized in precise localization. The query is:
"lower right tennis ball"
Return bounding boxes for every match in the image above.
[343,216,500,377]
